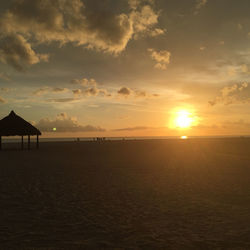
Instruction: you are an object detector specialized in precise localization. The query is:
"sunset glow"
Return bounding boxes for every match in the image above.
[1,1,250,248]
[168,109,198,131]
[175,110,193,129]
[0,0,250,137]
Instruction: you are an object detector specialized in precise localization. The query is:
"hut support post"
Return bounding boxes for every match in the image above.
[0,136,2,151]
[28,135,30,150]
[36,135,39,149]
[21,136,24,150]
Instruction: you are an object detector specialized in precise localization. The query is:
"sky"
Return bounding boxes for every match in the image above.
[1,0,250,137]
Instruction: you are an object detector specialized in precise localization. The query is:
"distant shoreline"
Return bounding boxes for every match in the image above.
[1,135,250,146]
[1,135,250,143]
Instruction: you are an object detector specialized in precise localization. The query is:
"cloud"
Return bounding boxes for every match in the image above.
[0,87,11,92]
[33,87,50,96]
[0,34,49,71]
[150,28,165,37]
[36,112,105,132]
[128,1,164,39]
[71,77,111,98]
[70,78,97,87]
[71,78,159,99]
[117,87,131,96]
[0,96,6,103]
[130,5,162,38]
[128,0,141,10]
[222,120,250,129]
[128,0,156,10]
[0,0,163,64]
[135,90,147,97]
[52,87,68,93]
[0,72,10,81]
[194,0,207,14]
[48,98,77,103]
[33,87,68,96]
[241,64,250,74]
[113,126,150,131]
[73,87,111,98]
[84,86,99,96]
[117,86,159,98]
[192,120,250,131]
[148,48,171,70]
[209,82,250,106]
[72,89,82,97]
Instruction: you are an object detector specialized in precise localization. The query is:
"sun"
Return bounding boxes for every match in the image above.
[168,108,199,130]
[175,110,193,128]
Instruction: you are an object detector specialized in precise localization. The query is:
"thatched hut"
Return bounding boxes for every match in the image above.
[0,111,41,150]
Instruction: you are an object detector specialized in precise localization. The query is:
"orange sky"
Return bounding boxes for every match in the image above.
[1,0,250,137]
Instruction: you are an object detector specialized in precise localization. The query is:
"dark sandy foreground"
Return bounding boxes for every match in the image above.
[1,138,250,249]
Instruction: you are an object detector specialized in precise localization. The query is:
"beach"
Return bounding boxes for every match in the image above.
[1,138,250,249]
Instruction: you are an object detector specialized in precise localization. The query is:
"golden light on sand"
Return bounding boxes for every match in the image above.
[181,135,188,139]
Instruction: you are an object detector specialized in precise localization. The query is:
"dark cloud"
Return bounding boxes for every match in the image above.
[117,86,159,98]
[118,87,131,96]
[71,80,156,99]
[0,34,49,71]
[0,0,163,66]
[36,112,105,132]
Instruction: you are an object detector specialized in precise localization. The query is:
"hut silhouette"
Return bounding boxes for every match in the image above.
[0,111,41,150]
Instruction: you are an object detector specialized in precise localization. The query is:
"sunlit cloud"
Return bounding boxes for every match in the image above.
[194,0,207,15]
[148,48,171,70]
[36,112,105,132]
[33,87,69,96]
[70,78,98,87]
[209,82,250,106]
[0,96,6,103]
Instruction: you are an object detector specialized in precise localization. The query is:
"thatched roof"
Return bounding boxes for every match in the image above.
[0,111,41,136]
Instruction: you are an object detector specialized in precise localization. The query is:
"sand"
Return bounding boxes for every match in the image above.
[1,138,250,249]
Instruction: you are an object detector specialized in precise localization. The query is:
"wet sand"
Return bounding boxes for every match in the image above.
[1,138,250,249]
